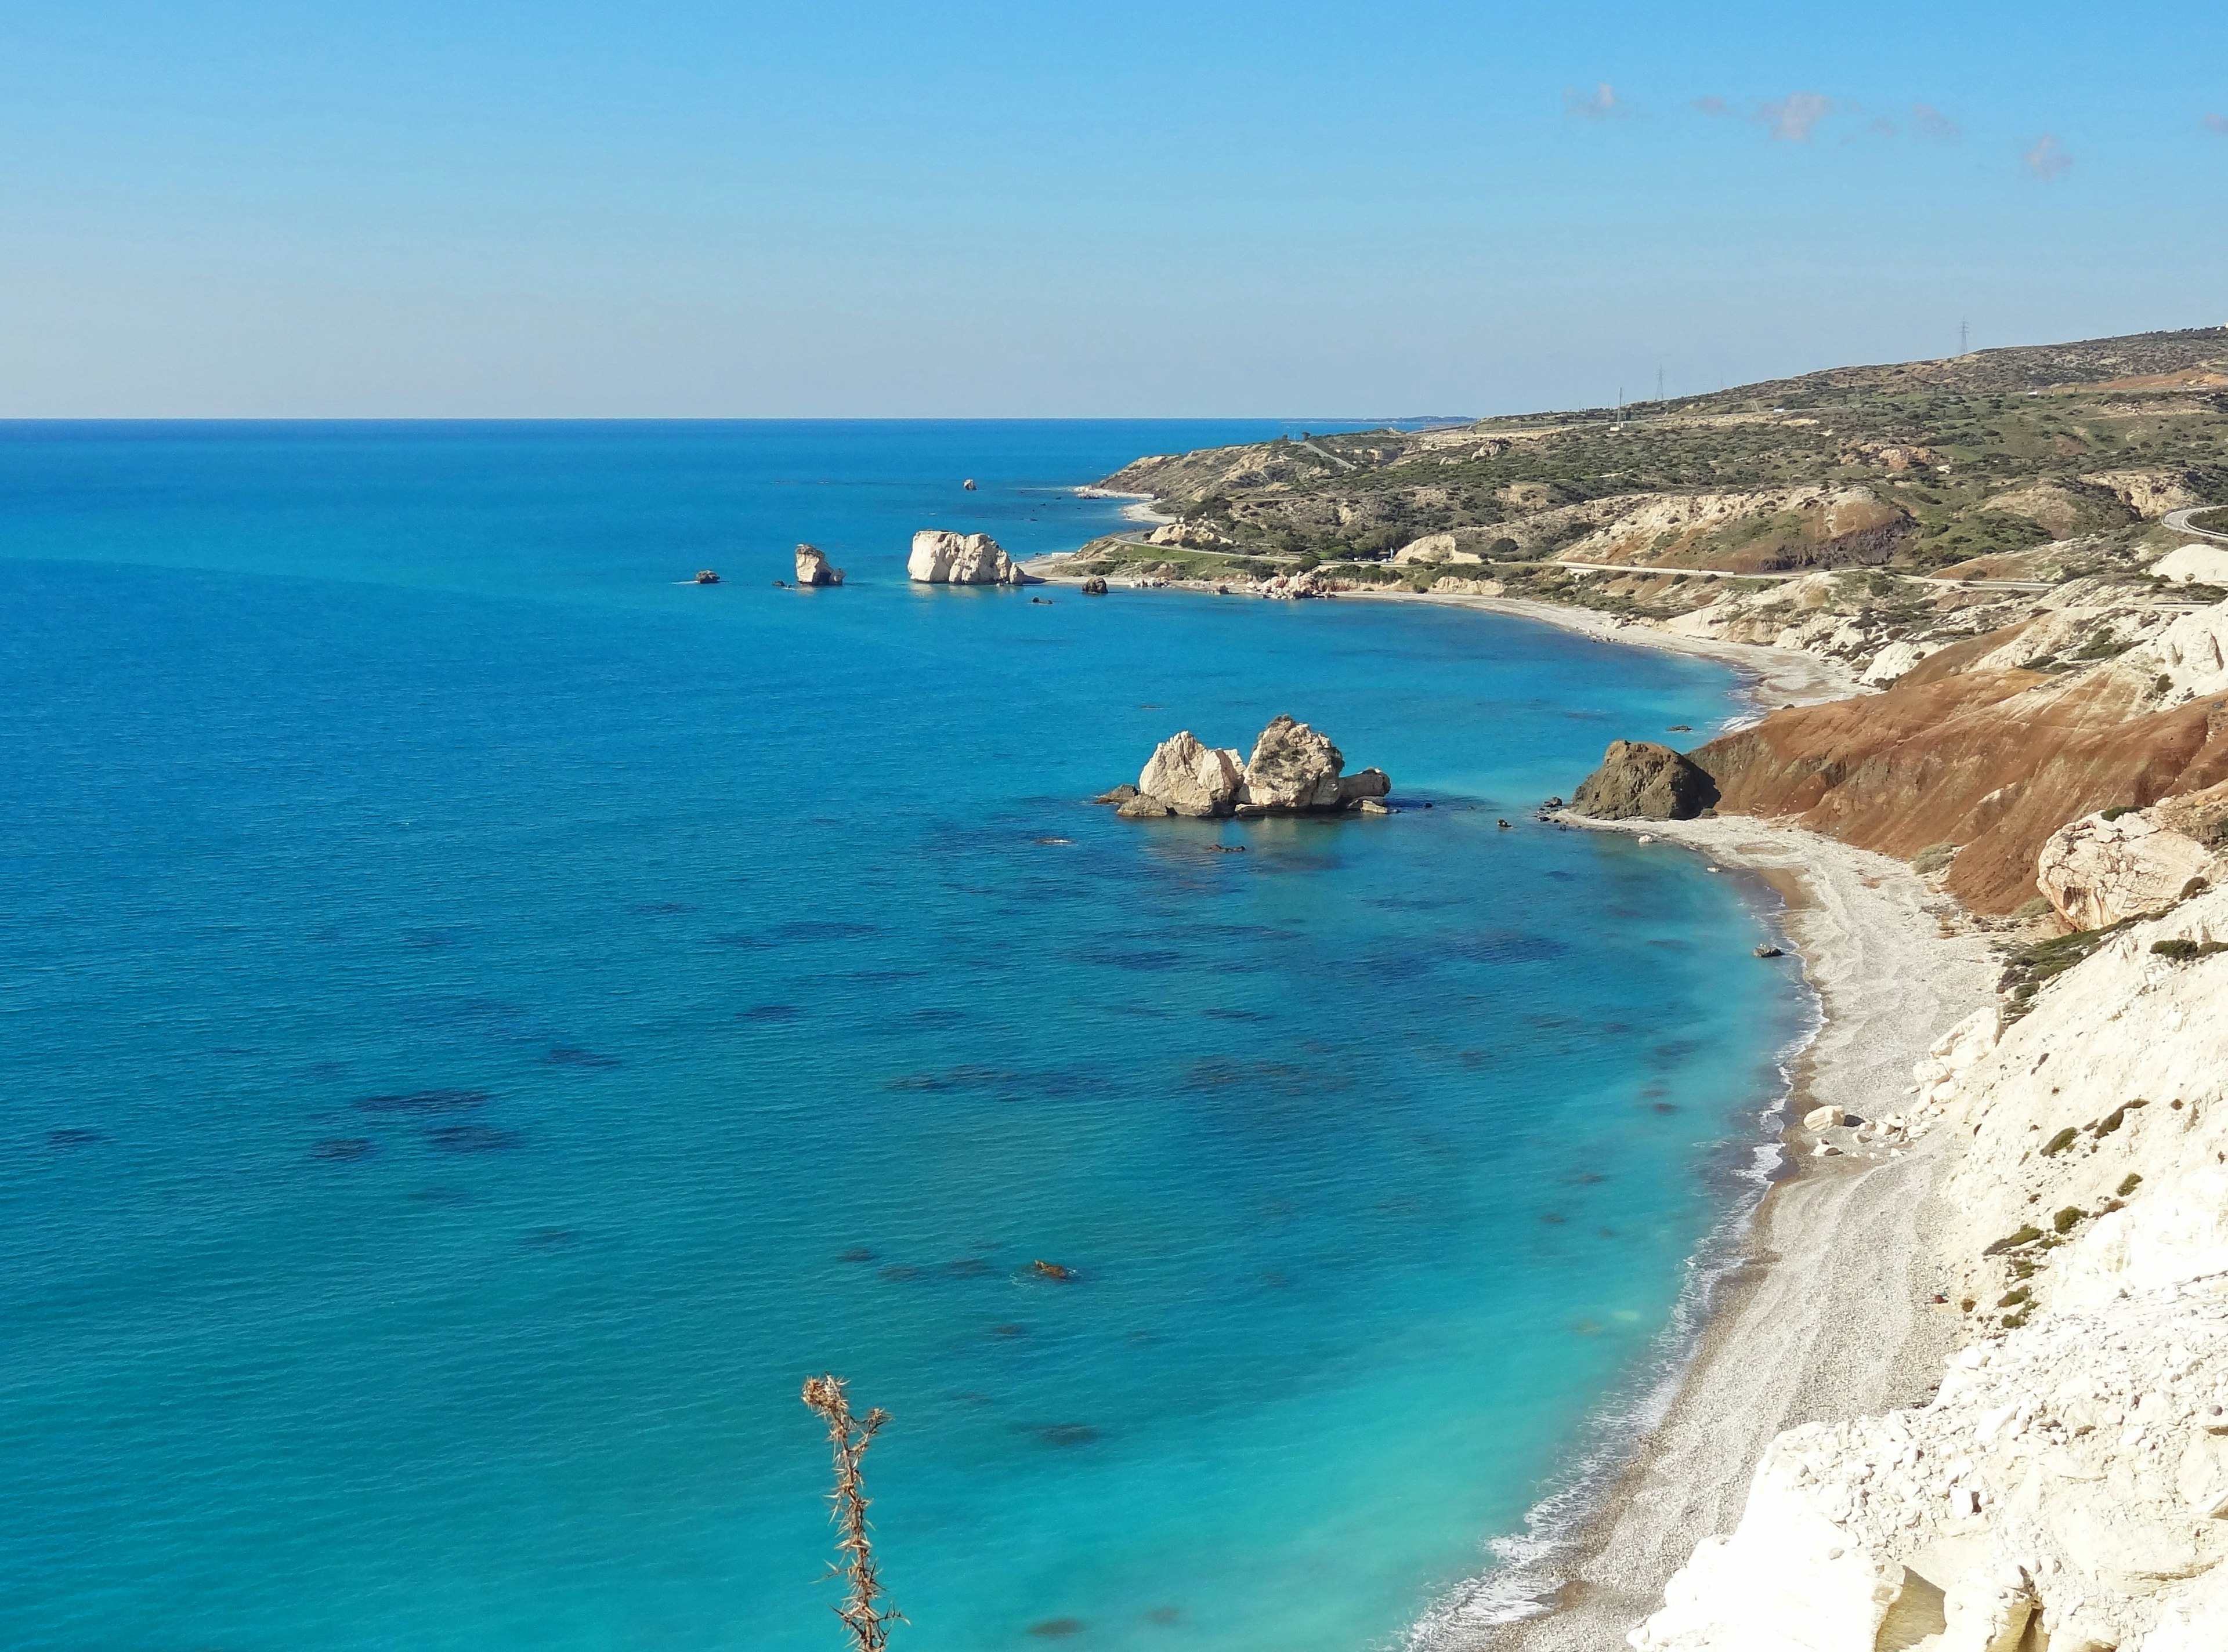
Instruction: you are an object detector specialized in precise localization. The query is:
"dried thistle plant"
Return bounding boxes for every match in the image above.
[801,1374,902,1651]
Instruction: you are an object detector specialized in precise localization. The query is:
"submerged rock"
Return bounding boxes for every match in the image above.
[793,544,845,586]
[1569,740,1720,821]
[907,530,1039,585]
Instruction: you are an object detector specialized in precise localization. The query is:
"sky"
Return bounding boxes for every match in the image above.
[1,1,2224,417]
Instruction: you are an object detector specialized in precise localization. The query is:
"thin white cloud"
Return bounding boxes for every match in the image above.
[1759,92,1833,142]
[2205,113,2228,136]
[1912,102,1962,142]
[2024,133,2073,179]
[1563,83,1621,121]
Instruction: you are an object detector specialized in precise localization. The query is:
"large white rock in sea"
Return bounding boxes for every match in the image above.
[1131,731,1246,818]
[794,544,845,586]
[1240,713,1348,811]
[907,530,1037,586]
[1111,715,1390,818]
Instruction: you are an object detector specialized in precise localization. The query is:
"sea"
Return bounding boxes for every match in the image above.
[0,421,1811,1651]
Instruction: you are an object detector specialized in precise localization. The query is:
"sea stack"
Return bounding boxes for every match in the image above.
[1568,740,1719,821]
[793,544,845,586]
[907,530,1038,586]
[1113,715,1391,819]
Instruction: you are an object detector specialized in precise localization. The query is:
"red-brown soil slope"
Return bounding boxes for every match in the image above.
[1694,673,2228,912]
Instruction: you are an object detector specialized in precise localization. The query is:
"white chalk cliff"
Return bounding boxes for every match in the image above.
[1633,886,2228,1652]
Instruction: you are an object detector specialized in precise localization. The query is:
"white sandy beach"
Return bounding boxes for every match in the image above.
[1489,817,1995,1650]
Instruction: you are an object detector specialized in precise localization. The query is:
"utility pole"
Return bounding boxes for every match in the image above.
[1656,366,1664,404]
[1959,317,1969,357]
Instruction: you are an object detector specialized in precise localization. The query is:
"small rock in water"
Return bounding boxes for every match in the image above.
[1754,944,1785,958]
[1031,1259,1077,1281]
[1037,836,1073,845]
[1637,833,1657,844]
[1091,784,1138,805]
[1497,818,1511,829]
[1082,575,1109,595]
[1209,843,1247,853]
[1666,723,1692,732]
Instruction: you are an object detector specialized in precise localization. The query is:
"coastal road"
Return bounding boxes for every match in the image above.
[2164,506,2228,545]
[1556,559,2056,592]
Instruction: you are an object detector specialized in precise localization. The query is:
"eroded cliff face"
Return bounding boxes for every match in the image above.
[1634,890,2228,1652]
[1690,615,2228,912]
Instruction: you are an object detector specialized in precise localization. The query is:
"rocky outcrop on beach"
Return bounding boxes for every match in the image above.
[1115,716,1388,818]
[2037,798,2228,929]
[1570,741,1720,821]
[794,544,845,586]
[907,530,1038,585]
[1632,886,2228,1652]
[1391,531,1486,566]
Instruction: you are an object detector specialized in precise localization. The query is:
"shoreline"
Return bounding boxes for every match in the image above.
[1033,535,1988,1647]
[1475,818,1994,1649]
[1024,561,1860,718]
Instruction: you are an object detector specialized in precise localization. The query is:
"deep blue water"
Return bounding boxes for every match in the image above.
[0,422,1807,1651]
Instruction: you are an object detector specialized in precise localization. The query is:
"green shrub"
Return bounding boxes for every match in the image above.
[2118,1172,2143,1197]
[2052,1205,2086,1235]
[1912,842,1958,875]
[2040,1127,2078,1157]
[1983,1223,2043,1255]
[2100,805,2137,821]
[2151,938,2228,961]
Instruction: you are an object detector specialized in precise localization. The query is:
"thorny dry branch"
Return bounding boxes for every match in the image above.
[801,1374,902,1651]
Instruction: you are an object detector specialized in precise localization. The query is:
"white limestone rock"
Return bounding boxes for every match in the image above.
[1135,731,1246,818]
[1391,532,1485,566]
[907,530,1037,585]
[793,544,845,586]
[2151,544,2228,586]
[1636,887,2228,1652]
[1239,715,1346,811]
[2037,807,2226,930]
[1860,639,1933,686]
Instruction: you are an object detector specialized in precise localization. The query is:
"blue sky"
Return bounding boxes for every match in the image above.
[2,1,2223,416]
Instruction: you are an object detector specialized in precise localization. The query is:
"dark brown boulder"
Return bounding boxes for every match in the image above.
[1570,740,1720,821]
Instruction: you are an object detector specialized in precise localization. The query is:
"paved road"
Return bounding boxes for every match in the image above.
[2164,506,2228,545]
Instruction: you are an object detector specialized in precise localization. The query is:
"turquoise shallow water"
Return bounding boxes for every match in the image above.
[0,422,1807,1651]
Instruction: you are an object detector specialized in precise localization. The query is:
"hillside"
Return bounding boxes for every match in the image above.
[1068,326,2228,912]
